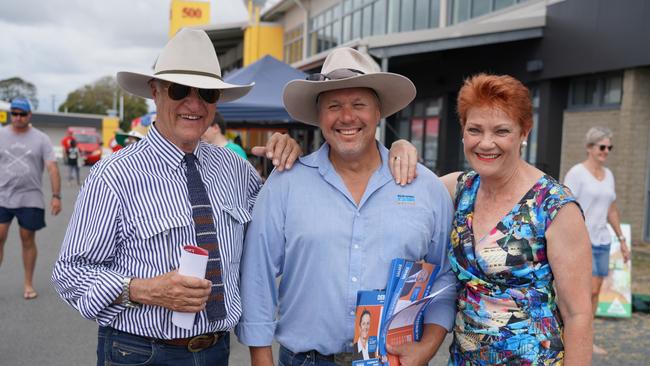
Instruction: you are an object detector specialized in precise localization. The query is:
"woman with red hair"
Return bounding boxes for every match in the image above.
[390,74,592,365]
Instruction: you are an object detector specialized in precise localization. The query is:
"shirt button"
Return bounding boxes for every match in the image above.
[354,244,359,249]
[351,277,358,282]
[350,311,355,316]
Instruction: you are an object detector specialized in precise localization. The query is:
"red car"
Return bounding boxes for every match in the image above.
[65,127,103,165]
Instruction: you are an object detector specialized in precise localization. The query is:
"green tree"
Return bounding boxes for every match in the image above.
[59,76,148,131]
[0,77,39,109]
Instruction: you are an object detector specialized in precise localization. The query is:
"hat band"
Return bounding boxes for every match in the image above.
[154,69,223,81]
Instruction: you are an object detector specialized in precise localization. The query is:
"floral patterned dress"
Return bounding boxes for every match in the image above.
[448,171,577,366]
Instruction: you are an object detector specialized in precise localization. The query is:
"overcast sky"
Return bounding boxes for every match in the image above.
[0,0,251,113]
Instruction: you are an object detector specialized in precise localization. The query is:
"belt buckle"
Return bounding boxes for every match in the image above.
[187,334,215,353]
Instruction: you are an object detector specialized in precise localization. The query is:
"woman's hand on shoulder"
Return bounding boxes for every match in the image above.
[388,139,418,186]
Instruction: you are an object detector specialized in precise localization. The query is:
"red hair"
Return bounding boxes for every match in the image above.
[457,73,532,134]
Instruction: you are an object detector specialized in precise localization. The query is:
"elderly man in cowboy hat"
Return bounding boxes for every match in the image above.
[237,47,457,366]
[53,28,301,365]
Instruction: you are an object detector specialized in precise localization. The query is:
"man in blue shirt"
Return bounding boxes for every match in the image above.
[237,47,457,365]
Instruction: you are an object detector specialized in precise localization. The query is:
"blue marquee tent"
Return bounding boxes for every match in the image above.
[218,55,307,123]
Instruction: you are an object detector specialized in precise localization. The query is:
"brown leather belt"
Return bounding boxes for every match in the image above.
[156,331,227,352]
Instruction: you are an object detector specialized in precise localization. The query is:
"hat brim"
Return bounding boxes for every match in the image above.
[117,71,254,103]
[282,73,416,126]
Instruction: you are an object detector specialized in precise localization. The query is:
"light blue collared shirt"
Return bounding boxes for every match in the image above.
[236,142,457,355]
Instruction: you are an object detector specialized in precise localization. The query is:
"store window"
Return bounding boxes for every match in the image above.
[284,26,304,64]
[308,0,441,57]
[523,86,539,165]
[309,0,379,56]
[393,98,442,172]
[391,0,441,32]
[568,73,623,109]
[448,0,529,25]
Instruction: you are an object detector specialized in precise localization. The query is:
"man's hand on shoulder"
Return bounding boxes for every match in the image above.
[251,133,302,172]
[130,270,211,313]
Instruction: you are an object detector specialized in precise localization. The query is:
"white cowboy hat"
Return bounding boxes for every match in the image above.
[283,47,416,126]
[117,28,253,103]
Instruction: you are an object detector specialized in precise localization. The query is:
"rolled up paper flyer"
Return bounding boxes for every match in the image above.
[172,245,209,329]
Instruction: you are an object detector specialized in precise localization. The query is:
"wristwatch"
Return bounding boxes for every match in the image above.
[120,277,140,308]
[618,235,626,243]
[52,194,61,199]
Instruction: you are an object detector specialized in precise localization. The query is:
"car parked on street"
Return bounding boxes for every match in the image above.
[64,126,102,165]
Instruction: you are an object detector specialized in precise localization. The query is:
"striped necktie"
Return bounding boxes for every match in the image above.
[184,153,226,321]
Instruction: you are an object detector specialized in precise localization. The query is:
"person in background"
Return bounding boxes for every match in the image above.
[66,139,81,186]
[563,126,630,356]
[52,28,301,366]
[0,97,62,300]
[61,129,75,163]
[233,135,244,151]
[390,74,593,365]
[109,134,122,153]
[202,111,247,160]
[237,47,456,366]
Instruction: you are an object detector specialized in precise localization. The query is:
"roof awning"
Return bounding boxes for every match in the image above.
[218,55,310,126]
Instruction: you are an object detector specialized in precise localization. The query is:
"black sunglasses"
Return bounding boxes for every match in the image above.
[599,144,613,152]
[11,111,29,117]
[306,68,365,81]
[164,82,221,104]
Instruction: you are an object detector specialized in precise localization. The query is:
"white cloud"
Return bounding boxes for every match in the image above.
[0,0,249,112]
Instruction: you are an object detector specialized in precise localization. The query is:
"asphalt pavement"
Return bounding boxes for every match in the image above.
[1,162,646,365]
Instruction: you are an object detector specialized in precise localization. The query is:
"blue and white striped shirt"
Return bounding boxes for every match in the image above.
[52,125,261,339]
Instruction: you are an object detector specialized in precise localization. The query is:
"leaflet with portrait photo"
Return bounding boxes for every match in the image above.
[352,290,385,366]
[353,258,448,365]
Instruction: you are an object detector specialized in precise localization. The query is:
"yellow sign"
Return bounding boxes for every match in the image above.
[243,23,284,66]
[169,0,210,38]
[0,111,6,125]
[243,0,284,66]
[101,117,120,148]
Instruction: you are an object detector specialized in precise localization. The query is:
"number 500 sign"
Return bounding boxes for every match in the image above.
[182,7,202,18]
[169,0,210,38]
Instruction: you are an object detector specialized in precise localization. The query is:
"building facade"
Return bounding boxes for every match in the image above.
[204,0,650,242]
[252,0,649,243]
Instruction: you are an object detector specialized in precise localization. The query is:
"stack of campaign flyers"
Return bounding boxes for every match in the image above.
[352,259,449,366]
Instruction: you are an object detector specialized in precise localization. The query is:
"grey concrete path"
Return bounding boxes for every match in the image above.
[0,167,96,366]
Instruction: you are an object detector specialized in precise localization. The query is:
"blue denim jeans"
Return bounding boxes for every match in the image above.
[592,243,611,277]
[278,346,357,366]
[97,326,229,366]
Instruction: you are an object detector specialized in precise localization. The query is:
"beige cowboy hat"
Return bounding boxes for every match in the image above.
[283,47,416,126]
[117,28,253,103]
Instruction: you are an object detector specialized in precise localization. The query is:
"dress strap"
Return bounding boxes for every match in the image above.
[453,171,477,210]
